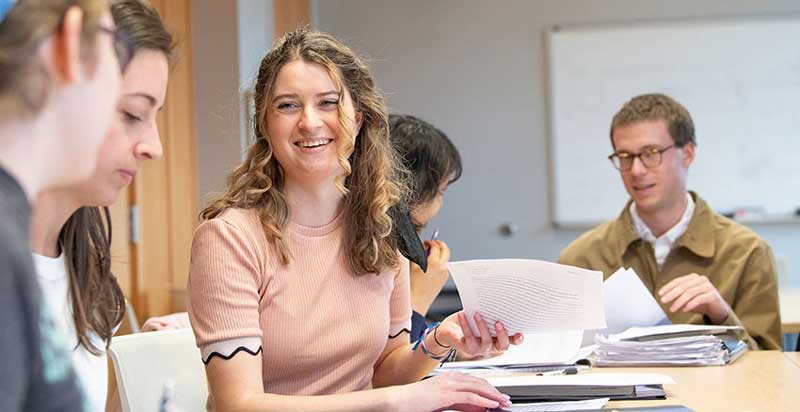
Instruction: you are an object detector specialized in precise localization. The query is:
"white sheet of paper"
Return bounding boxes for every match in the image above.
[448,259,606,335]
[582,267,669,345]
[501,398,610,411]
[439,331,585,369]
[486,373,676,388]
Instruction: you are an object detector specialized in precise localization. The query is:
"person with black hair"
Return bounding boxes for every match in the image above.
[388,114,463,342]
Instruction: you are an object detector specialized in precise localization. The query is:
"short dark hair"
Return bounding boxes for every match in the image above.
[389,114,462,208]
[610,93,696,148]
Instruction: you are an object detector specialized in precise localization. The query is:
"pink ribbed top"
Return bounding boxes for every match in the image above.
[187,207,411,399]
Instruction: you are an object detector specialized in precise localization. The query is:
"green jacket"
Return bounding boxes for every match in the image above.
[559,192,782,350]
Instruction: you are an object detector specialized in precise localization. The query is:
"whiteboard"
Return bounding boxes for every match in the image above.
[548,17,800,227]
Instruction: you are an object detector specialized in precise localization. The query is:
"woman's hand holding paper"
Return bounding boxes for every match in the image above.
[433,311,524,358]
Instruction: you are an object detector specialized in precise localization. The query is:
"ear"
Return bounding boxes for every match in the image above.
[50,6,84,84]
[681,142,695,168]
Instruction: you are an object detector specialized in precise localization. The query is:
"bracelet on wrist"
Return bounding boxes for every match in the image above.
[412,322,455,362]
[433,324,451,349]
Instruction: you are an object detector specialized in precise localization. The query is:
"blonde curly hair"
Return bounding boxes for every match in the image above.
[202,29,407,276]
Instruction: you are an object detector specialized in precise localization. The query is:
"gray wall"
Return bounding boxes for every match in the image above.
[192,0,244,207]
[316,0,800,287]
[192,0,275,208]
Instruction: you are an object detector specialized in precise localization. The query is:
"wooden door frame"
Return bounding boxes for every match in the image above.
[127,0,198,322]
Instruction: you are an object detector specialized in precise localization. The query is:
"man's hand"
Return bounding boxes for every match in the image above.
[658,273,731,324]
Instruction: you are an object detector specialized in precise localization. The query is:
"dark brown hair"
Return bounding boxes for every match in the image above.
[202,29,407,276]
[110,0,174,62]
[63,0,175,354]
[61,207,122,354]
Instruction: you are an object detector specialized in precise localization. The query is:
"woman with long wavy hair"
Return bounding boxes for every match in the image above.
[0,0,123,410]
[188,28,522,412]
[28,1,173,411]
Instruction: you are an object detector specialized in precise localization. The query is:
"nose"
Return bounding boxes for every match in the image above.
[298,106,324,132]
[135,124,164,161]
[628,155,647,176]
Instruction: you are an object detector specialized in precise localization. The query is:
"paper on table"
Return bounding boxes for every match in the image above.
[608,324,743,342]
[448,259,606,336]
[497,397,609,411]
[582,267,669,345]
[486,373,676,388]
[440,331,584,369]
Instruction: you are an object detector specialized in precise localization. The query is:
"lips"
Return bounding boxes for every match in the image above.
[631,182,657,199]
[294,138,333,149]
[633,183,656,192]
[117,169,136,184]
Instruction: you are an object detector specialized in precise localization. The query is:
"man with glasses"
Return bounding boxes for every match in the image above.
[559,93,781,350]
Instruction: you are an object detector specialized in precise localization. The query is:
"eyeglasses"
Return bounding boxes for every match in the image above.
[608,145,676,171]
[98,26,135,74]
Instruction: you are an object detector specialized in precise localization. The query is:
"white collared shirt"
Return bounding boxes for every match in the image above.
[630,193,695,268]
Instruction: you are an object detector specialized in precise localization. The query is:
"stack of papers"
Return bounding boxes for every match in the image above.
[593,324,748,366]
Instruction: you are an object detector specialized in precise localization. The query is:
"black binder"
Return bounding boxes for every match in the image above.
[500,383,666,402]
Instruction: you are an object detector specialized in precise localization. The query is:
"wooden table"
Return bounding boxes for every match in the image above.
[780,289,800,334]
[784,351,800,368]
[595,351,800,411]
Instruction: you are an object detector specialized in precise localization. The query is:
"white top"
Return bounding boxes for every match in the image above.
[630,193,695,268]
[33,253,109,412]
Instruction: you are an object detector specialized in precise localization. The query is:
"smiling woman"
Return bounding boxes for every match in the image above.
[188,28,520,412]
[267,60,362,193]
[201,29,401,275]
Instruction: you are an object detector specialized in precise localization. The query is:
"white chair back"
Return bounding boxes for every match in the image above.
[109,329,208,412]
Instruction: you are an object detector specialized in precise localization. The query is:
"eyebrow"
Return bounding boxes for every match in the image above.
[622,144,666,152]
[123,92,157,107]
[270,90,340,104]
